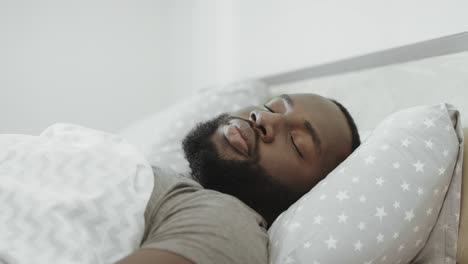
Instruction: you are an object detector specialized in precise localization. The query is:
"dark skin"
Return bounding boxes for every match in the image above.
[212,93,352,193]
[118,93,352,264]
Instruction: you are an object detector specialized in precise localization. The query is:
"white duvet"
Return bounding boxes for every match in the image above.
[0,124,154,264]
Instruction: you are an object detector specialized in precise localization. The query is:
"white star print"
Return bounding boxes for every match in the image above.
[338,167,346,173]
[319,194,327,200]
[445,124,451,131]
[393,232,400,239]
[352,177,360,183]
[398,244,405,252]
[375,207,387,221]
[417,187,424,196]
[376,233,384,243]
[303,241,311,248]
[336,190,350,201]
[423,118,435,128]
[434,188,440,196]
[365,155,376,165]
[324,235,337,249]
[363,260,373,264]
[393,201,400,209]
[443,149,449,157]
[338,212,348,223]
[359,195,367,203]
[313,215,323,224]
[401,138,411,147]
[438,167,446,175]
[426,208,433,215]
[413,160,425,172]
[358,222,366,231]
[288,221,301,230]
[415,239,422,247]
[401,181,410,191]
[404,209,415,222]
[413,226,419,232]
[424,139,434,149]
[354,240,363,251]
[284,256,295,264]
[376,177,385,186]
[393,162,400,169]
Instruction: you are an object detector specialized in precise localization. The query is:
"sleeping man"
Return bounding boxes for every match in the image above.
[118,93,361,264]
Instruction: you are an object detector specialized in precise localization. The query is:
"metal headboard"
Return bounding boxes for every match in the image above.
[261,31,468,86]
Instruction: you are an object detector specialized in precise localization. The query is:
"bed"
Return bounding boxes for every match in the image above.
[260,32,468,263]
[118,31,468,263]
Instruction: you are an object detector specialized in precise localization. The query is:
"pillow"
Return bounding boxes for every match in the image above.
[457,128,468,263]
[268,103,463,264]
[118,80,271,175]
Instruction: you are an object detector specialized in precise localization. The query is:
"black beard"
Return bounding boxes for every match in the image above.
[182,113,304,227]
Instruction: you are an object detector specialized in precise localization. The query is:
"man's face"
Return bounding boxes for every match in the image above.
[215,93,351,192]
[182,93,353,224]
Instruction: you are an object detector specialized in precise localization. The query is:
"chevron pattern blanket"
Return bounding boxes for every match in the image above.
[0,124,154,264]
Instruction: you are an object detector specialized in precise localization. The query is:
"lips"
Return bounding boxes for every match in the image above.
[223,119,255,157]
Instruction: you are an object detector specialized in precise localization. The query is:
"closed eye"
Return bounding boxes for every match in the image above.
[263,105,274,113]
[290,135,303,158]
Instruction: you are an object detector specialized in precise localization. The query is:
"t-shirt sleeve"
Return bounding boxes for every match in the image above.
[140,180,269,264]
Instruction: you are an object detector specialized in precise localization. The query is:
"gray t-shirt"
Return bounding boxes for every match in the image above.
[140,167,269,264]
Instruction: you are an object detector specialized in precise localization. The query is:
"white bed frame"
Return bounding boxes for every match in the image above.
[261,32,468,86]
[258,32,468,132]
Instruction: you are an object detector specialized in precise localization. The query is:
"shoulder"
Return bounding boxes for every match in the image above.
[142,167,269,264]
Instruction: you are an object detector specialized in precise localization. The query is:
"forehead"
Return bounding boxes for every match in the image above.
[284,94,333,111]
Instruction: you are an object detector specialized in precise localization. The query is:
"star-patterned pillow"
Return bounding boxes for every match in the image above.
[118,80,271,175]
[268,103,463,264]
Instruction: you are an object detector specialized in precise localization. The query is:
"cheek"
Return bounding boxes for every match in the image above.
[258,143,324,192]
[257,144,306,190]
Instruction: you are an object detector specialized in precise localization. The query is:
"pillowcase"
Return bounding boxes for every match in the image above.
[268,103,463,264]
[118,80,271,175]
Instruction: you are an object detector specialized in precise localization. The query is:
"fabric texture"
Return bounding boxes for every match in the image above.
[140,166,269,264]
[268,104,463,264]
[457,128,468,264]
[118,80,271,175]
[0,124,154,263]
[413,105,463,263]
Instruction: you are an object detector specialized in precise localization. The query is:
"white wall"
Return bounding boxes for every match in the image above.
[1,0,467,134]
[231,0,468,79]
[0,0,232,134]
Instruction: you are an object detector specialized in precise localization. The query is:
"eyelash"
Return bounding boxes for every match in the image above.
[263,104,303,158]
[291,135,303,158]
[263,105,274,113]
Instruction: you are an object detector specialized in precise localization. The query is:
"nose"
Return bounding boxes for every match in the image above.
[249,110,283,143]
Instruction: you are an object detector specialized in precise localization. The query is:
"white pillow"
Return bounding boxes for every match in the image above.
[268,104,463,264]
[118,80,271,175]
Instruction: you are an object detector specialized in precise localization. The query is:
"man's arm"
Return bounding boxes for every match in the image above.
[117,249,193,264]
